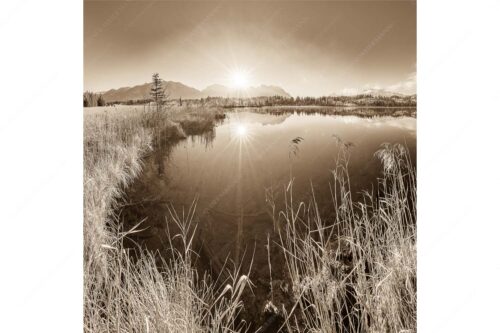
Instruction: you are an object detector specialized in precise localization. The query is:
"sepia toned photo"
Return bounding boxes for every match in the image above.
[84,1,416,332]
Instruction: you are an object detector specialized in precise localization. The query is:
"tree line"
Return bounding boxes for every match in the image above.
[103,94,416,108]
[194,94,416,108]
[83,91,105,107]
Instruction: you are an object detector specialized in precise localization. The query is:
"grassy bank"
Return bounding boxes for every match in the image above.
[84,106,248,332]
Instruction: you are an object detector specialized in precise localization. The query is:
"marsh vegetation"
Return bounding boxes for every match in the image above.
[84,104,416,332]
[84,106,247,332]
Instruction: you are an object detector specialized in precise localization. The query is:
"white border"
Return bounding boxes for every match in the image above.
[418,0,500,331]
[1,0,500,331]
[0,0,82,331]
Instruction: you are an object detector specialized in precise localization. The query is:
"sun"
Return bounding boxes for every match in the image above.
[230,69,250,89]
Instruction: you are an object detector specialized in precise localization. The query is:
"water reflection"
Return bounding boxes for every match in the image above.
[119,109,416,326]
[122,109,416,246]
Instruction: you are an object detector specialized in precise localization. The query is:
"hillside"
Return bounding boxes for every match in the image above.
[102,81,291,103]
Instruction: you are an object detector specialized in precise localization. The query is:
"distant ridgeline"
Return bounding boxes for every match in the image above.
[102,94,417,108]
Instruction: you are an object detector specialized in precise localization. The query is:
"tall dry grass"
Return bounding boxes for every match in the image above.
[275,142,416,333]
[84,106,248,332]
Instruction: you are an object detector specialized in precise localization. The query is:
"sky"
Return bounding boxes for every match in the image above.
[84,1,416,97]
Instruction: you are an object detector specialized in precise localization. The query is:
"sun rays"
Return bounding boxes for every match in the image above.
[224,66,254,92]
[235,124,248,137]
[230,121,253,144]
[229,70,250,89]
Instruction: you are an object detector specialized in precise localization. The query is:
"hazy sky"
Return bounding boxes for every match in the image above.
[84,1,416,96]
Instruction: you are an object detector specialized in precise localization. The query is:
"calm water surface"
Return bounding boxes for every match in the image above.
[143,111,414,209]
[120,110,416,326]
[123,109,415,267]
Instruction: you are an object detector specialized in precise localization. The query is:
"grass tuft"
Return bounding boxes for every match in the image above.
[275,142,416,333]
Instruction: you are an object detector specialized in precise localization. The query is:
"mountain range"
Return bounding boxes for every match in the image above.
[100,80,415,103]
[101,80,291,102]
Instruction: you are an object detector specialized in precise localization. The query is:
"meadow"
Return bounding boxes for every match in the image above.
[84,105,416,332]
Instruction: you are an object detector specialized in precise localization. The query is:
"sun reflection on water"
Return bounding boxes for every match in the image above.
[232,122,251,141]
[236,124,247,137]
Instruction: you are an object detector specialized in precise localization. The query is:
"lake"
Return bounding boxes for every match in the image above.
[119,109,416,327]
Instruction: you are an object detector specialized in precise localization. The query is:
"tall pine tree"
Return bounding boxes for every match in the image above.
[150,73,165,112]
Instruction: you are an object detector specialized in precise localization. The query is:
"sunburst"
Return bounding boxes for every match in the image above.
[229,69,250,89]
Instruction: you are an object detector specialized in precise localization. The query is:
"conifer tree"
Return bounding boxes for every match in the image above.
[150,73,165,112]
